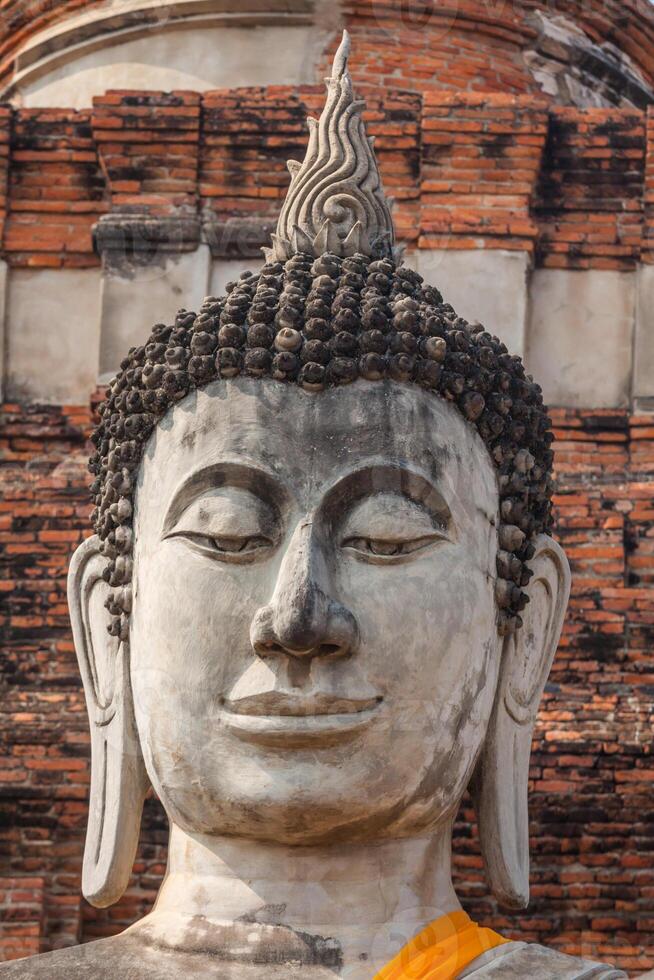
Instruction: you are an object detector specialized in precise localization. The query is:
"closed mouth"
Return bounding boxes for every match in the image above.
[220,692,383,746]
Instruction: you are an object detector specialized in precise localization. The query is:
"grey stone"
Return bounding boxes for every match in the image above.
[0,930,338,978]
[461,941,626,978]
[414,249,530,357]
[8,3,323,109]
[98,246,211,378]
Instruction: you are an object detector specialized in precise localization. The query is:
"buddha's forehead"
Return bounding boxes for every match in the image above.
[136,378,498,521]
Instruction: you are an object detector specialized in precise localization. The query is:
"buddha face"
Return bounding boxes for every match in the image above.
[128,377,503,844]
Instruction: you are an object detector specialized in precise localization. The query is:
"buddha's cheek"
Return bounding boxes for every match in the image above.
[128,543,272,826]
[339,544,501,826]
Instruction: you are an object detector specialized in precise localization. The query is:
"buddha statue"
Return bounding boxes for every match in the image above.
[2,32,629,980]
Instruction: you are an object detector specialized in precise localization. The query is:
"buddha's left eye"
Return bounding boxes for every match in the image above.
[339,491,450,564]
[342,536,439,559]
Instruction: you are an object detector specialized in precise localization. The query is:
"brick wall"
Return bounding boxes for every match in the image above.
[4,109,105,269]
[0,89,651,271]
[534,109,646,271]
[1,404,653,972]
[419,92,548,252]
[92,92,201,217]
[0,877,44,961]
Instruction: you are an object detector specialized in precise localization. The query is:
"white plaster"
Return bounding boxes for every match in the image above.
[526,268,635,409]
[5,267,101,404]
[99,246,211,378]
[634,265,654,404]
[14,24,324,110]
[210,258,262,297]
[414,249,530,358]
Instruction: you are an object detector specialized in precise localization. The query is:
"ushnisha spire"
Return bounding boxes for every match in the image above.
[264,31,396,263]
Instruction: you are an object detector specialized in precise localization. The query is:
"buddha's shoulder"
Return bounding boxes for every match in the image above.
[460,940,627,979]
[0,933,335,980]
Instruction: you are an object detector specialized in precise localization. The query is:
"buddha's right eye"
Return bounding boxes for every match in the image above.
[168,531,274,563]
[200,535,270,554]
[163,488,277,564]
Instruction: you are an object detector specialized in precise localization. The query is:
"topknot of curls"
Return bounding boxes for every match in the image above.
[89,251,554,641]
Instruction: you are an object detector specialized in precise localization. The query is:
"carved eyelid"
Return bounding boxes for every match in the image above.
[164,487,277,542]
[161,461,288,539]
[339,491,449,544]
[322,463,453,536]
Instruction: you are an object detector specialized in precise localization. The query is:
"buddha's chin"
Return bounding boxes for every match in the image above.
[166,795,438,847]
[150,745,446,845]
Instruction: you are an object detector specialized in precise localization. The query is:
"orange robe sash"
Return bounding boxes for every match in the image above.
[374,910,509,980]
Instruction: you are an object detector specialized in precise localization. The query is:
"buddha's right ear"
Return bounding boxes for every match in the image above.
[68,535,149,908]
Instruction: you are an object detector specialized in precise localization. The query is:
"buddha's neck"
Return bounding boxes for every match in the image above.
[133,822,460,978]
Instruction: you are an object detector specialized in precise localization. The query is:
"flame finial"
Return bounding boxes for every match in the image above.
[264,30,396,262]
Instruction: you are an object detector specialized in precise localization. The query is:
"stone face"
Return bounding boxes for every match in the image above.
[131,380,501,845]
[0,27,635,979]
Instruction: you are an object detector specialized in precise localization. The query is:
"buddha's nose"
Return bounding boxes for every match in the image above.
[250,518,358,662]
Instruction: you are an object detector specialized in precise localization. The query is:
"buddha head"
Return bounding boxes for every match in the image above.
[68,32,570,923]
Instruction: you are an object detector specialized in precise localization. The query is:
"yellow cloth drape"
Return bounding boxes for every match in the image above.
[374,910,509,980]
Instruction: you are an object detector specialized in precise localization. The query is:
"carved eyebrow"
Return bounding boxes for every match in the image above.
[162,462,287,537]
[320,463,452,528]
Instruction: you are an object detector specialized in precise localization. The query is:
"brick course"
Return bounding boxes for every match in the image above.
[535,109,646,271]
[0,91,651,269]
[92,91,201,217]
[0,877,44,961]
[419,92,548,251]
[4,109,105,269]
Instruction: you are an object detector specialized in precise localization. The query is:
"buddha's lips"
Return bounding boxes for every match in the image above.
[222,691,382,717]
[219,692,384,745]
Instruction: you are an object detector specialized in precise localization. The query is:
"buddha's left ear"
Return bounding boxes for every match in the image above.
[471,533,571,909]
[68,536,149,908]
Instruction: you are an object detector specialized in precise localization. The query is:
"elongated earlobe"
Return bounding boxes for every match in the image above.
[472,534,571,909]
[68,536,149,908]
